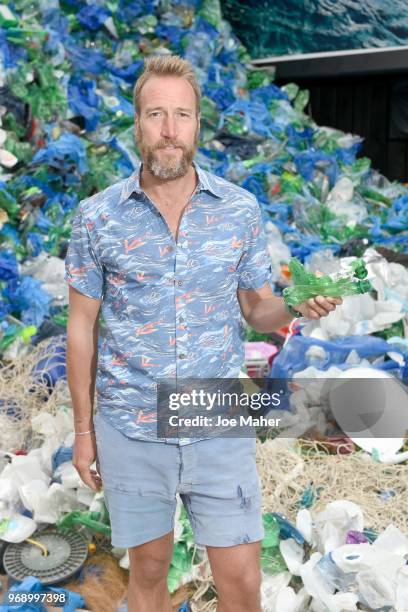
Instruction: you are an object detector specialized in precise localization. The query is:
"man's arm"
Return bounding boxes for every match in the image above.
[238,283,342,333]
[67,286,103,491]
[66,286,101,433]
[238,284,293,333]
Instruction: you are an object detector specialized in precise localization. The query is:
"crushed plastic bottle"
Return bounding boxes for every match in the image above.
[283,257,372,307]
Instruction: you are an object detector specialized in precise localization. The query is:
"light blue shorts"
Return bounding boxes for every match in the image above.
[94,411,264,548]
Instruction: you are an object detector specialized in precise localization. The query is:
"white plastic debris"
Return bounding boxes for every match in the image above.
[372,524,408,556]
[357,552,407,609]
[296,509,314,546]
[261,571,292,612]
[275,586,310,612]
[327,177,368,224]
[301,293,403,339]
[0,510,37,543]
[366,247,408,311]
[300,552,334,598]
[21,252,69,305]
[331,543,382,573]
[0,477,21,511]
[279,537,304,576]
[2,454,50,489]
[396,566,408,612]
[313,500,364,554]
[53,461,82,489]
[264,221,291,280]
[0,148,18,168]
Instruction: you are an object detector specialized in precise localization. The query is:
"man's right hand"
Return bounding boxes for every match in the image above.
[72,433,103,492]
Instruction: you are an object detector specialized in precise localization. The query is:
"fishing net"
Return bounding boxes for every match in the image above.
[0,336,68,451]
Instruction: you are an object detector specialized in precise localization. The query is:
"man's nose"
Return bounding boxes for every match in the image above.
[161,115,177,139]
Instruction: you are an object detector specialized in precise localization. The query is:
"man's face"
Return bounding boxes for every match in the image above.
[135,75,200,180]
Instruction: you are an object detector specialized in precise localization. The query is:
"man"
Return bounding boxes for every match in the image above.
[65,55,342,612]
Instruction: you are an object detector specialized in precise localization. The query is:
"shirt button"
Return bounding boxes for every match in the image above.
[177,280,183,286]
[179,316,184,322]
[178,353,187,359]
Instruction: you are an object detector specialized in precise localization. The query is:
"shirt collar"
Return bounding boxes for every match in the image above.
[193,160,224,198]
[118,159,223,205]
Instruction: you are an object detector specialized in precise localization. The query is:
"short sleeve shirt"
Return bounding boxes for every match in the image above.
[64,161,272,444]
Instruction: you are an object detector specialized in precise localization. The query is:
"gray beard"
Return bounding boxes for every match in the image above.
[148,154,190,180]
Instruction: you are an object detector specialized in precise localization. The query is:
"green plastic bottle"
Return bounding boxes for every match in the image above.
[283,257,372,307]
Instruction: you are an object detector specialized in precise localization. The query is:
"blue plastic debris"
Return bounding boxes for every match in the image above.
[30,334,67,387]
[51,444,73,472]
[3,276,51,327]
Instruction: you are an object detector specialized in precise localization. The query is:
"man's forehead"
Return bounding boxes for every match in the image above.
[139,76,196,107]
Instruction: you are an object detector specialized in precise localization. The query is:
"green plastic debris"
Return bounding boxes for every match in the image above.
[261,547,288,575]
[57,508,111,537]
[348,258,368,279]
[0,323,37,352]
[359,187,392,207]
[247,69,273,90]
[168,506,201,593]
[198,0,223,28]
[200,96,220,143]
[280,83,299,101]
[5,27,48,43]
[244,327,271,342]
[373,319,405,341]
[10,61,67,122]
[261,513,280,548]
[52,306,68,328]
[20,325,37,343]
[0,188,20,219]
[294,88,309,113]
[260,513,287,574]
[0,5,18,28]
[283,257,372,307]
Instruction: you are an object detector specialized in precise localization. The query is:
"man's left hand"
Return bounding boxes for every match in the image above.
[294,295,343,320]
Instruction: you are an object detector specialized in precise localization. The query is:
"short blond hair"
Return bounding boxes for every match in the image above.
[133,55,201,115]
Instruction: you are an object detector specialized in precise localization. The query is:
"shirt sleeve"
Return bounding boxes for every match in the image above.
[64,206,104,300]
[237,198,273,290]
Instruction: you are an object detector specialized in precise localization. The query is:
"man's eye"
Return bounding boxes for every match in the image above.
[150,112,161,117]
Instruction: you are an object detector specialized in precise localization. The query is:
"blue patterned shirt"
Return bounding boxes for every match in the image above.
[65,161,272,444]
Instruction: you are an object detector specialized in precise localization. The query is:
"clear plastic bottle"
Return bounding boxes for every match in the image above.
[316,552,358,592]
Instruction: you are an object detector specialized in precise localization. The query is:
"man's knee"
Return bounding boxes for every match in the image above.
[218,566,262,598]
[128,535,173,586]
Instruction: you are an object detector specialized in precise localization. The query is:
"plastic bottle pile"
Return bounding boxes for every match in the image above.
[0,0,407,355]
[0,0,407,610]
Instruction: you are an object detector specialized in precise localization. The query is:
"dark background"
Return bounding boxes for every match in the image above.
[275,73,408,183]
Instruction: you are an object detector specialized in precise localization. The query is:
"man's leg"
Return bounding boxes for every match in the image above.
[206,541,262,612]
[179,437,264,611]
[93,414,181,611]
[127,529,174,612]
